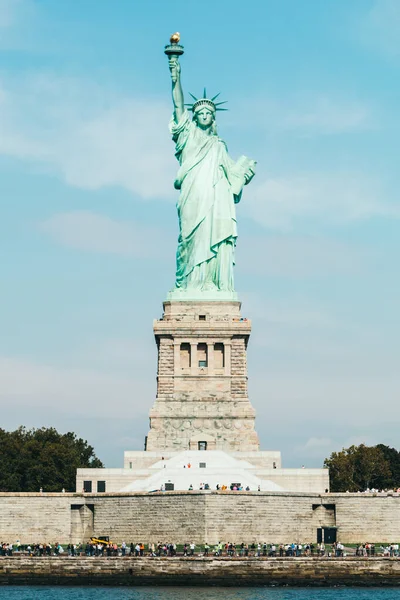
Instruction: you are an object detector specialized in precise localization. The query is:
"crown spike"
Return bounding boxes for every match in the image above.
[189,90,228,114]
[216,107,229,111]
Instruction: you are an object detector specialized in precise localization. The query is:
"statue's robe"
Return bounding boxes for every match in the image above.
[170,111,246,291]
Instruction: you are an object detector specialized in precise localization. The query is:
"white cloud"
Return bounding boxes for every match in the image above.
[240,292,337,330]
[361,0,400,57]
[293,438,333,460]
[238,233,368,278]
[248,293,399,368]
[0,73,392,233]
[0,0,15,28]
[253,372,400,426]
[0,355,150,419]
[235,94,373,136]
[0,0,36,51]
[72,337,156,374]
[282,97,371,135]
[253,355,400,465]
[0,350,153,463]
[247,172,399,232]
[0,0,26,28]
[40,211,370,279]
[0,74,175,199]
[304,437,332,450]
[39,211,170,258]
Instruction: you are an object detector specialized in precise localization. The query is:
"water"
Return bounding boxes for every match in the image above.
[0,589,400,600]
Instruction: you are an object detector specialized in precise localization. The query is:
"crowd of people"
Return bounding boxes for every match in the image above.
[354,489,400,495]
[355,543,400,557]
[1,540,400,558]
[185,484,256,492]
[159,483,261,492]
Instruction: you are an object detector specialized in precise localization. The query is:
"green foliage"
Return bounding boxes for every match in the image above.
[0,427,103,492]
[324,444,393,492]
[376,444,400,487]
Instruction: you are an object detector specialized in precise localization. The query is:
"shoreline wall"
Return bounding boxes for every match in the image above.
[1,557,400,586]
[1,491,400,544]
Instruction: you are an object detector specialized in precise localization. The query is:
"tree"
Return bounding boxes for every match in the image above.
[0,427,103,492]
[324,444,391,492]
[324,445,358,492]
[376,444,400,488]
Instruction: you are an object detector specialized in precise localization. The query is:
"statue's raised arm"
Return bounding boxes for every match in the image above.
[169,57,184,123]
[165,33,184,123]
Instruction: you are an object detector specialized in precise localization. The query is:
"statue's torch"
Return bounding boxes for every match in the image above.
[164,32,184,59]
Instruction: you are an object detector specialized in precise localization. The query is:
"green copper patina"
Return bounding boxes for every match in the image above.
[165,34,256,301]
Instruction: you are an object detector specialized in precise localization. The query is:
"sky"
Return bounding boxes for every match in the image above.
[0,0,399,469]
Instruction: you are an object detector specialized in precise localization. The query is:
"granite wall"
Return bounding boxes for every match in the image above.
[1,556,400,586]
[1,491,400,545]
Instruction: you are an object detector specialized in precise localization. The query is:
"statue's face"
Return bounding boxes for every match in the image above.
[194,108,214,130]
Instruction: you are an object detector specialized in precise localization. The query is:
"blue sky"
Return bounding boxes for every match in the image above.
[0,0,399,469]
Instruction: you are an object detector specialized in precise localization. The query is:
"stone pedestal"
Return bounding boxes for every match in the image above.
[146,300,260,452]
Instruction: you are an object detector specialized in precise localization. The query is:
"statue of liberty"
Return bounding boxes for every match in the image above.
[166,34,256,299]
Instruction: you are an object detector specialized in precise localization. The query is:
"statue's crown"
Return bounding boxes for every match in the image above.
[185,89,228,113]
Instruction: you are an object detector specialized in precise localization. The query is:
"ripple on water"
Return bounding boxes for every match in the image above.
[0,587,400,600]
